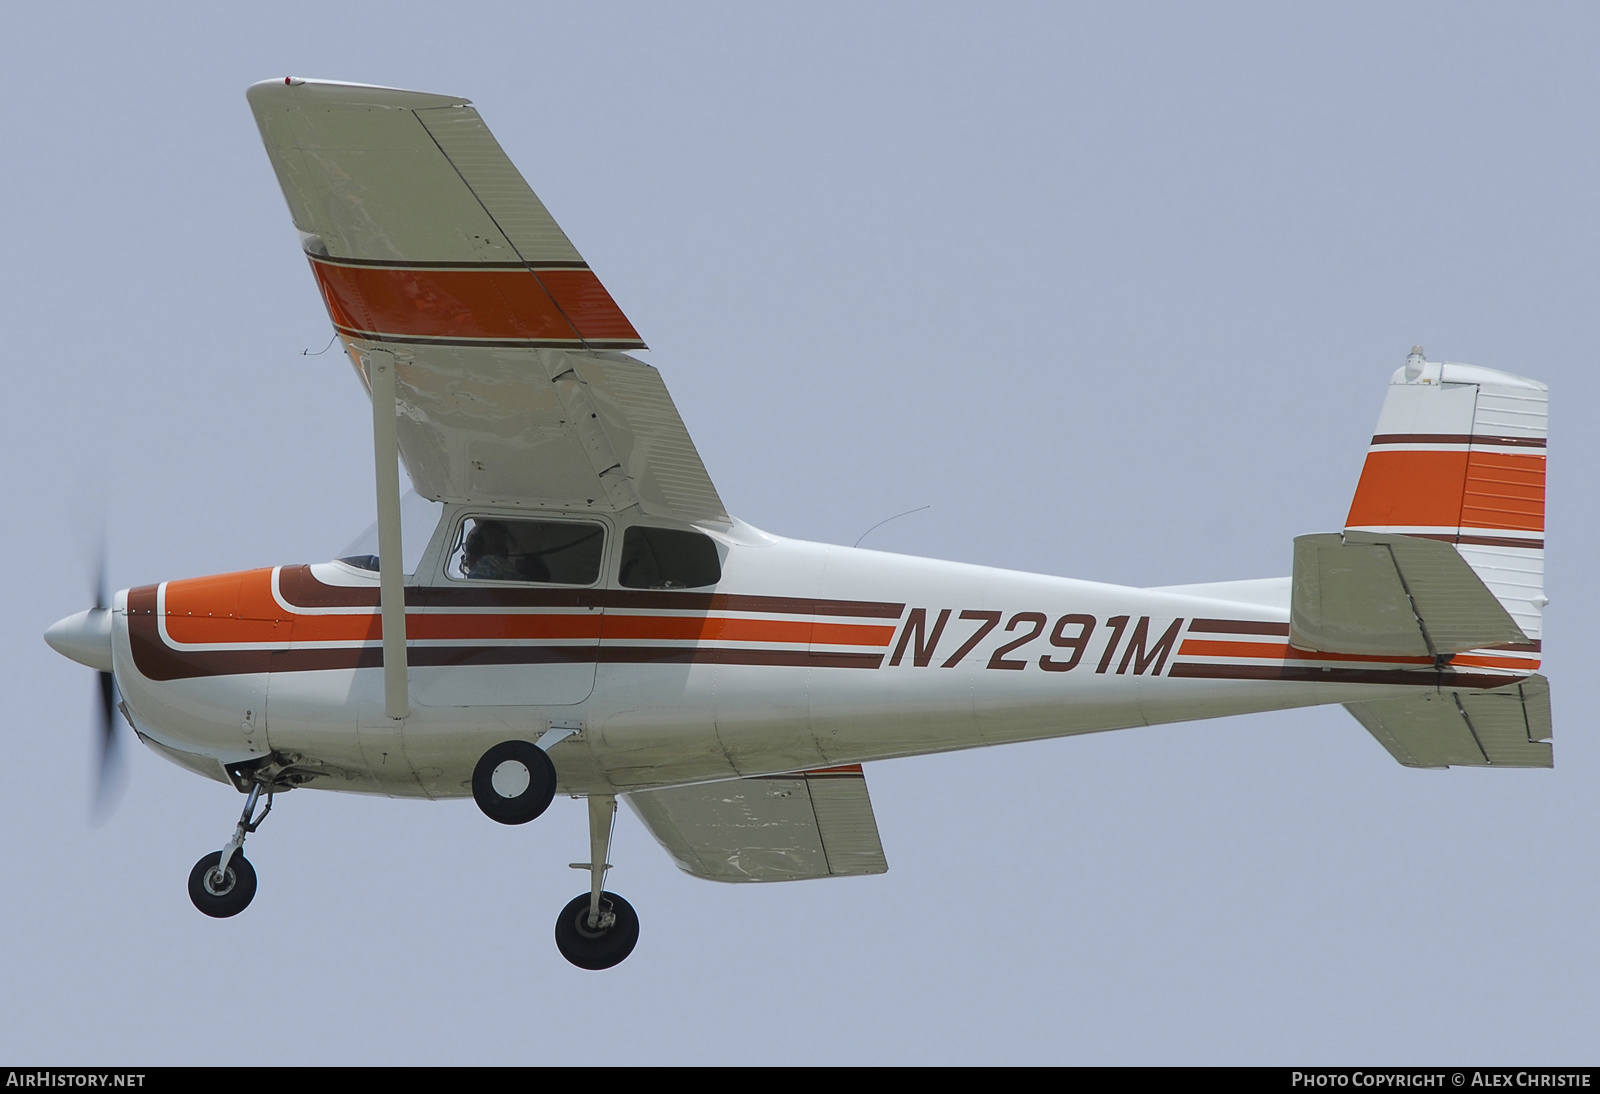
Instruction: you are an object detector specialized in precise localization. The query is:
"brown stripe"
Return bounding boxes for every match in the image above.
[596,647,883,669]
[279,566,382,607]
[343,327,652,352]
[1187,618,1290,636]
[306,251,590,271]
[594,589,905,618]
[253,645,615,676]
[1168,661,1520,690]
[337,326,591,350]
[342,326,647,352]
[280,567,906,618]
[1371,433,1545,448]
[745,764,868,782]
[1401,532,1545,550]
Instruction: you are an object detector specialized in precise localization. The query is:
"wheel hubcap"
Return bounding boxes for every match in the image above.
[490,759,531,799]
[204,867,236,897]
[574,904,614,939]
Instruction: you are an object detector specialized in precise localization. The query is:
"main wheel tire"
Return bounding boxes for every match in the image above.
[187,850,257,919]
[471,740,557,825]
[554,891,640,970]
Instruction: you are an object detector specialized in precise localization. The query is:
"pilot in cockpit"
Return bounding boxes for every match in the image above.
[459,520,519,580]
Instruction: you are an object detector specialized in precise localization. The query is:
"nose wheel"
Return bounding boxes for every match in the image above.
[554,794,640,970]
[188,849,257,918]
[188,781,272,919]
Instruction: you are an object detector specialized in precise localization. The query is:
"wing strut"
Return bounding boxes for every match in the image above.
[368,349,410,720]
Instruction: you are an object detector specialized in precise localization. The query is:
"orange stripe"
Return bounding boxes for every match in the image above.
[309,262,642,345]
[1179,638,1535,670]
[1345,450,1469,529]
[536,270,644,343]
[406,614,602,642]
[311,262,573,341]
[602,615,895,646]
[1177,638,1433,665]
[1451,653,1540,670]
[1461,451,1544,531]
[1178,639,1284,658]
[162,570,289,643]
[163,616,287,643]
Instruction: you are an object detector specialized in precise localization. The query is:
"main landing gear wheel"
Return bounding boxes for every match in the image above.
[472,740,556,825]
[554,891,640,970]
[188,850,257,918]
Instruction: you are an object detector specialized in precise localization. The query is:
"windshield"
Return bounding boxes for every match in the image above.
[337,491,446,575]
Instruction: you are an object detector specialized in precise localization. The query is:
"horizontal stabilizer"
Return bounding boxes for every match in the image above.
[1345,674,1552,768]
[626,765,888,883]
[1291,531,1527,656]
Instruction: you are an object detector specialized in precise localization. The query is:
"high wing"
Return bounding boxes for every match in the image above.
[626,766,889,882]
[247,78,725,522]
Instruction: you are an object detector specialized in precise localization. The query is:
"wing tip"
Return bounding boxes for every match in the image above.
[246,77,471,110]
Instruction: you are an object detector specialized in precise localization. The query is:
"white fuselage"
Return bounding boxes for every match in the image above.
[110,510,1513,798]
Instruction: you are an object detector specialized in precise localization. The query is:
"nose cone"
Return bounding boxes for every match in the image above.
[45,608,114,672]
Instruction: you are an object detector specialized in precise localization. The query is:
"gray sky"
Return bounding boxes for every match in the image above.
[3,2,1597,1064]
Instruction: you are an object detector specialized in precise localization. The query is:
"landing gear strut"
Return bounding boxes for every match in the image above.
[554,794,640,970]
[188,782,272,919]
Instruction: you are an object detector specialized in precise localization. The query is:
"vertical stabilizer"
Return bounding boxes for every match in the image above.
[1343,349,1547,643]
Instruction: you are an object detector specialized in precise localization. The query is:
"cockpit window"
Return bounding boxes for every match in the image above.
[618,527,721,589]
[448,517,605,585]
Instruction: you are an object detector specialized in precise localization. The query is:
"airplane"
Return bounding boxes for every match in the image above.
[44,78,1551,971]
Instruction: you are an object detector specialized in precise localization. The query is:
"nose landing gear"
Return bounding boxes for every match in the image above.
[188,849,257,918]
[188,781,272,919]
[554,794,640,970]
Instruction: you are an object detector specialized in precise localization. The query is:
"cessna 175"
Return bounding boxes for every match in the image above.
[44,78,1551,970]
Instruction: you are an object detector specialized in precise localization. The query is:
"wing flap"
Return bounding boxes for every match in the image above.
[371,343,725,520]
[626,765,889,883]
[1344,674,1552,768]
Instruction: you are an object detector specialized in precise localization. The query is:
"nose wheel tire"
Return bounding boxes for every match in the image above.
[472,740,557,825]
[188,850,257,918]
[554,891,640,970]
